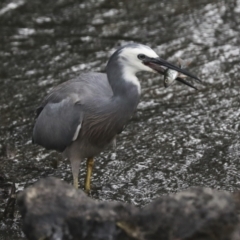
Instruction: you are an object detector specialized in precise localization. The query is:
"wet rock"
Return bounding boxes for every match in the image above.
[3,182,16,219]
[18,178,137,240]
[131,188,238,240]
[18,178,239,240]
[232,191,240,214]
[0,174,16,219]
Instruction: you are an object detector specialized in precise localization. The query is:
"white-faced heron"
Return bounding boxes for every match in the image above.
[32,43,200,191]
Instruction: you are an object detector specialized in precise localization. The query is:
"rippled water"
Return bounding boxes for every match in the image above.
[1,0,240,239]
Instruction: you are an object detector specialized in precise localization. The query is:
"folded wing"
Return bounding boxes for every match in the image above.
[33,97,83,152]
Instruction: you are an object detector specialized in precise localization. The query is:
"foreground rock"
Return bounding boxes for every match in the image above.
[18,178,239,240]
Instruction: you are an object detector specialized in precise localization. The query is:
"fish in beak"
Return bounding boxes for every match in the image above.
[143,56,201,89]
[163,58,197,90]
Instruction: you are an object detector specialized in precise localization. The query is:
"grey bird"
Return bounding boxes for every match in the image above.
[33,43,201,191]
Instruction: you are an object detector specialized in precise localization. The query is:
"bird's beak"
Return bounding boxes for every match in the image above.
[143,57,201,84]
[175,77,198,90]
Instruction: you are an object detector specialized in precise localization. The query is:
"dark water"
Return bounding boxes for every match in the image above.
[1,0,240,238]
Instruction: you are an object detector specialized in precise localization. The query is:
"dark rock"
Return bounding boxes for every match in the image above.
[3,182,16,219]
[232,191,240,214]
[18,178,239,240]
[0,174,16,220]
[131,188,238,240]
[18,178,137,240]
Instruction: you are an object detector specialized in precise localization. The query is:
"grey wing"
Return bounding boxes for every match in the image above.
[33,97,83,152]
[33,72,112,152]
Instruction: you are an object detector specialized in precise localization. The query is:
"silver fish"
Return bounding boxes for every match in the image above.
[164,58,195,89]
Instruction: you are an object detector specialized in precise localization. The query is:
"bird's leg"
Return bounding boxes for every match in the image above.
[85,157,94,192]
[70,159,81,189]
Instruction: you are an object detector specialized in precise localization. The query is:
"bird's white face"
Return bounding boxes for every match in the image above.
[112,43,200,93]
[117,44,161,94]
[119,45,160,74]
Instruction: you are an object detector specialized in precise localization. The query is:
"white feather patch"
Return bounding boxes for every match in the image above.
[119,45,159,72]
[72,123,81,141]
[118,45,159,94]
[121,65,141,94]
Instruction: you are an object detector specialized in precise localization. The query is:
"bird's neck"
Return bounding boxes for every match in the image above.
[105,62,141,127]
[106,60,141,99]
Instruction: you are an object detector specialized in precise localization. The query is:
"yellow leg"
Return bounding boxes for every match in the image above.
[85,157,94,192]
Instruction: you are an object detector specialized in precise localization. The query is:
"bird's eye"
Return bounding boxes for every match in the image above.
[138,54,146,60]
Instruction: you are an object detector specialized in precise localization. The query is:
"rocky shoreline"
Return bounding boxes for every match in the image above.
[17,178,240,240]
